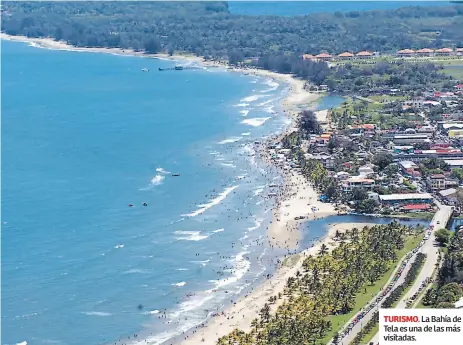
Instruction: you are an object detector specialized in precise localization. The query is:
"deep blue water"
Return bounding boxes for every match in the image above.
[229,1,452,16]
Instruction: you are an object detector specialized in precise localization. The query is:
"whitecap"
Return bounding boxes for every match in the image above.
[218,137,241,144]
[240,109,249,117]
[241,132,251,136]
[82,311,112,317]
[233,102,250,107]
[172,281,186,287]
[257,99,275,106]
[253,188,265,196]
[213,228,225,233]
[114,244,124,249]
[156,167,171,174]
[144,309,160,315]
[16,342,28,345]
[221,163,236,168]
[182,185,239,217]
[174,230,210,241]
[191,259,210,267]
[150,174,165,186]
[241,117,271,127]
[206,251,250,291]
[176,268,189,271]
[248,218,264,231]
[124,268,149,274]
[264,106,276,114]
[241,94,268,102]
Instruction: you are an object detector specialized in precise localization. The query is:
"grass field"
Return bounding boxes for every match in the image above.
[320,233,424,344]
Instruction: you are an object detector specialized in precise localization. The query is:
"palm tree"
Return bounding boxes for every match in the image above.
[318,243,329,256]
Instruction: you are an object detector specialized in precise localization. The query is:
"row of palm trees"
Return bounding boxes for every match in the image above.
[217,222,413,345]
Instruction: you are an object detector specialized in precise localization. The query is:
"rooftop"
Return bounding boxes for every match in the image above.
[430,174,445,179]
[402,204,431,211]
[316,53,332,58]
[416,48,434,53]
[444,160,463,166]
[379,193,433,201]
[439,188,457,197]
[436,47,453,53]
[338,52,354,57]
[399,161,417,169]
[397,49,415,54]
[356,51,372,56]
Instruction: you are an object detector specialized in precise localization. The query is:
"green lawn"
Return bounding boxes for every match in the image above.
[320,234,424,344]
[392,212,435,220]
[442,67,463,79]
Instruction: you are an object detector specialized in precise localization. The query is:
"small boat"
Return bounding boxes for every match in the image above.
[172,173,180,177]
[143,202,148,206]
[174,65,183,70]
[128,204,134,207]
[141,68,149,72]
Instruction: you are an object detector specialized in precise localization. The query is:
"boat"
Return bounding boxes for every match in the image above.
[141,68,149,72]
[174,65,183,70]
[172,173,180,177]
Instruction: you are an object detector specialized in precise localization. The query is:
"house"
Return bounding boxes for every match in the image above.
[312,154,335,169]
[396,49,415,57]
[444,159,463,170]
[358,165,375,177]
[356,51,373,59]
[448,129,463,138]
[302,54,315,60]
[393,134,430,144]
[342,177,376,192]
[435,48,453,56]
[456,48,463,56]
[439,188,458,204]
[338,52,354,60]
[335,171,350,180]
[399,160,418,174]
[416,48,434,57]
[315,53,332,61]
[379,193,433,206]
[428,174,446,191]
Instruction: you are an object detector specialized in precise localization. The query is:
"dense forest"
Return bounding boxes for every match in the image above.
[1,2,460,89]
[2,2,463,56]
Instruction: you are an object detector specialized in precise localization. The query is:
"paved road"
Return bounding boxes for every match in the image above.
[335,202,453,345]
[360,203,453,345]
[396,203,452,308]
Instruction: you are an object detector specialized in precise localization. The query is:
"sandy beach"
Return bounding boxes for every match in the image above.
[2,33,339,345]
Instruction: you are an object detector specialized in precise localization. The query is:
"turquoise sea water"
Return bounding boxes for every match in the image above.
[229,1,451,16]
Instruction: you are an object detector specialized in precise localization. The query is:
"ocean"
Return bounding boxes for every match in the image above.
[2,39,345,345]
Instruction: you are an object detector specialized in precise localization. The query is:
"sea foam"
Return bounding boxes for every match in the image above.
[174,230,210,241]
[182,185,239,217]
[172,281,187,287]
[240,94,267,102]
[82,311,112,317]
[218,137,241,144]
[241,117,271,127]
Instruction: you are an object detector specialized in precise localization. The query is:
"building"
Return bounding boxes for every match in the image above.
[379,193,433,205]
[342,177,376,192]
[302,54,315,60]
[396,49,415,57]
[393,134,430,144]
[338,52,354,60]
[444,159,463,170]
[358,165,375,177]
[312,154,335,169]
[356,51,373,59]
[399,160,418,174]
[315,53,332,61]
[401,204,431,213]
[415,48,434,57]
[428,174,445,191]
[449,129,463,138]
[435,48,453,56]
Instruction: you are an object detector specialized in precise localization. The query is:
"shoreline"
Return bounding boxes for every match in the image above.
[2,33,339,345]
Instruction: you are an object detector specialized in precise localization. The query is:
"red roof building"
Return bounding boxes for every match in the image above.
[315,53,333,61]
[397,49,415,56]
[402,204,430,211]
[356,51,373,59]
[435,47,453,56]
